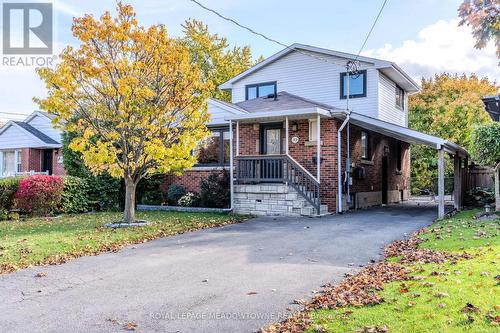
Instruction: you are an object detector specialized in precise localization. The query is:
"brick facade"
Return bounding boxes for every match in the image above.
[19,148,66,176]
[164,118,411,213]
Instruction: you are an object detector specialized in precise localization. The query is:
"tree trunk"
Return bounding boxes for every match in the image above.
[495,166,500,212]
[123,177,136,223]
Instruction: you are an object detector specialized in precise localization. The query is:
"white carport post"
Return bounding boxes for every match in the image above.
[438,147,445,219]
[453,154,462,211]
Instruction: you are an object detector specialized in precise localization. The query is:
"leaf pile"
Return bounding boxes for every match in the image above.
[261,229,475,333]
[384,235,472,264]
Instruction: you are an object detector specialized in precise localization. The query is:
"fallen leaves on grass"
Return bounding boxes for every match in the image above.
[261,227,476,333]
[462,303,480,313]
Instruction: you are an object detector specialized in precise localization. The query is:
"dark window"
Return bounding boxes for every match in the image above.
[340,70,367,99]
[396,141,403,171]
[194,128,230,166]
[396,85,404,109]
[361,131,370,160]
[245,82,277,100]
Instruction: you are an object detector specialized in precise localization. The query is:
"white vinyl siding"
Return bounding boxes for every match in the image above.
[26,114,61,143]
[378,73,406,126]
[0,125,42,149]
[207,100,247,126]
[230,50,380,119]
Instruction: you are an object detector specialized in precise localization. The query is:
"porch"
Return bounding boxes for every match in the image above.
[223,92,469,218]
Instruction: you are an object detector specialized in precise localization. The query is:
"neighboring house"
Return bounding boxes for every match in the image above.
[482,94,500,122]
[0,111,65,177]
[163,44,468,218]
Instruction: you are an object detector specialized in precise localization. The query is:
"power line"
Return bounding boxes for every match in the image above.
[355,0,389,60]
[188,0,350,69]
[188,0,389,76]
[0,111,30,116]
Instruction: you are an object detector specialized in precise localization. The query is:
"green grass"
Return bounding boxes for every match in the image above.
[0,211,248,274]
[308,210,500,333]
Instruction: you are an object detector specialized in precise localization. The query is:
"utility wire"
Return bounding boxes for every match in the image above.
[355,0,389,60]
[188,0,350,69]
[188,0,389,73]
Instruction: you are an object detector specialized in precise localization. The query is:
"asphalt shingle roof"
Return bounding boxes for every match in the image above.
[14,121,59,144]
[235,91,338,113]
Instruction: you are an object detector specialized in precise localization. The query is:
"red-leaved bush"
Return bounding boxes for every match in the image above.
[15,175,64,216]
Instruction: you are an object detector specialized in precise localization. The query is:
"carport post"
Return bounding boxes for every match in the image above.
[453,154,461,211]
[438,147,445,219]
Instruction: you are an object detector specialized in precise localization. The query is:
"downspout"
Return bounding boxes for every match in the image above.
[337,114,350,214]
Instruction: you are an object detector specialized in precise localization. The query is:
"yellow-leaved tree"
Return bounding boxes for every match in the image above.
[36,3,210,223]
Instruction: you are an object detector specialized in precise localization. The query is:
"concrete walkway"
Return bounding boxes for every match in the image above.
[0,203,436,333]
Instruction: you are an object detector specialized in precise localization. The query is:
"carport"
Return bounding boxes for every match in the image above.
[334,111,469,219]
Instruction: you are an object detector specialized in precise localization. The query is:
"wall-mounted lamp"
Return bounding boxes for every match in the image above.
[253,124,259,131]
[291,122,298,132]
[384,146,390,155]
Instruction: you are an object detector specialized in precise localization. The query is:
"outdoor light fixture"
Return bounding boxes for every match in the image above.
[384,146,390,155]
[291,122,298,131]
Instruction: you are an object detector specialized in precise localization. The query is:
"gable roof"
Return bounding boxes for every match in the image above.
[24,110,57,123]
[13,121,59,144]
[219,43,420,93]
[235,91,340,113]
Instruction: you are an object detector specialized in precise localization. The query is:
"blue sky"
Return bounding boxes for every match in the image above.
[0,0,498,121]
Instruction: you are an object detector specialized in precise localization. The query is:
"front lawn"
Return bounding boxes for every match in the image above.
[0,211,247,274]
[262,210,499,333]
[308,210,499,333]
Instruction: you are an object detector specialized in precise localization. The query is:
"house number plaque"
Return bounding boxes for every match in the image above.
[291,136,299,144]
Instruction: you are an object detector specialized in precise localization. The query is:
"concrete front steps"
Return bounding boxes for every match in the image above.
[234,183,330,217]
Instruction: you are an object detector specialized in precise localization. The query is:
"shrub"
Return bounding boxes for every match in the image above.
[167,184,186,205]
[61,176,90,214]
[178,192,200,207]
[0,177,20,219]
[137,175,167,205]
[464,187,495,207]
[200,170,230,208]
[15,175,64,216]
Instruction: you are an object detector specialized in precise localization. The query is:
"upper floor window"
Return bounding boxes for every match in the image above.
[193,128,230,166]
[395,85,404,109]
[361,131,370,160]
[340,70,367,99]
[245,82,277,100]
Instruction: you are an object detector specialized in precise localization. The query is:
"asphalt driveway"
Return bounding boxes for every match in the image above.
[0,203,436,333]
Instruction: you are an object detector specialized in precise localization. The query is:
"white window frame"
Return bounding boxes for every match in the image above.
[308,119,317,142]
[16,150,22,173]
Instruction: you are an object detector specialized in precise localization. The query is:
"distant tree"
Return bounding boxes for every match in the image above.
[409,73,498,192]
[458,0,500,59]
[181,19,258,101]
[470,122,500,210]
[36,3,210,223]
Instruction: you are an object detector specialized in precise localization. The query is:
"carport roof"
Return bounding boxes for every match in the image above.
[333,111,469,157]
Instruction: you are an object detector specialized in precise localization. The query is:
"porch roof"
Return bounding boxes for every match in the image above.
[224,95,468,157]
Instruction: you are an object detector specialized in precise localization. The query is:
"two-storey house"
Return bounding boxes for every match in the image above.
[164,44,468,218]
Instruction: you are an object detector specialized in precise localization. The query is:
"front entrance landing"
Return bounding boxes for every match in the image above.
[0,204,436,333]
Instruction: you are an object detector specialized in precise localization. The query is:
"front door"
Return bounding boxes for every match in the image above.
[261,123,282,155]
[42,150,53,175]
[260,123,282,181]
[382,156,388,204]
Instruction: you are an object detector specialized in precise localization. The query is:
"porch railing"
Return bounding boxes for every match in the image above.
[235,155,320,214]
